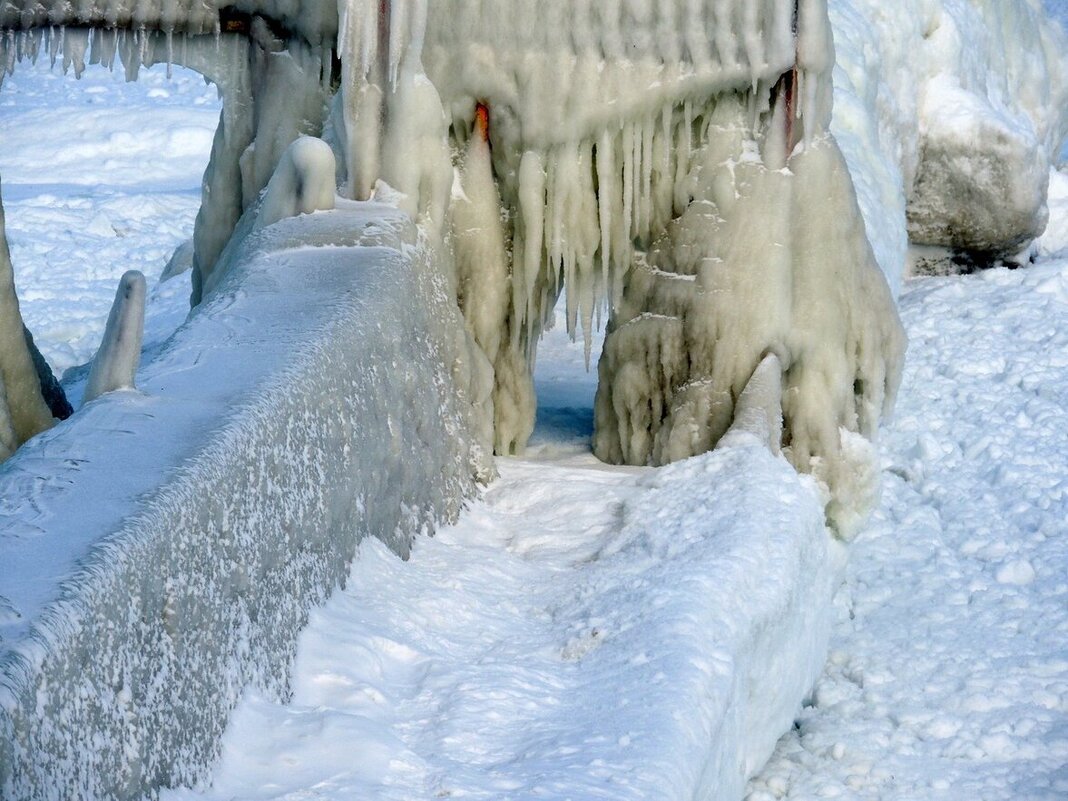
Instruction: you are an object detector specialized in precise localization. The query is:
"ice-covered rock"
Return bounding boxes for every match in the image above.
[828,0,1068,277]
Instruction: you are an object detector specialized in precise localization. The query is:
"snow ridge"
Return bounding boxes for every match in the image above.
[165,441,836,801]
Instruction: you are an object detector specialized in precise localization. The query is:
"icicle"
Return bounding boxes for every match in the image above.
[517,150,546,349]
[165,29,172,79]
[596,128,614,306]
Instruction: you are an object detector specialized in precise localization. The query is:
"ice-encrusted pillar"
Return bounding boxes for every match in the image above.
[0,178,55,459]
[592,0,906,537]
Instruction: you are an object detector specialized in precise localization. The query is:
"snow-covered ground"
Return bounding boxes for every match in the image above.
[4,33,1068,801]
[748,258,1068,800]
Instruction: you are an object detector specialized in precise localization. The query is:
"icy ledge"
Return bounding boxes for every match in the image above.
[0,202,483,800]
[165,438,838,801]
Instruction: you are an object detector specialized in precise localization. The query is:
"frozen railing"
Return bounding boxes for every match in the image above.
[0,204,483,800]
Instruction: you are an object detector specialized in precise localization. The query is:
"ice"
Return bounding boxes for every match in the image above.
[82,270,146,404]
[0,202,486,799]
[253,135,335,230]
[0,178,54,459]
[591,97,904,536]
[328,0,906,491]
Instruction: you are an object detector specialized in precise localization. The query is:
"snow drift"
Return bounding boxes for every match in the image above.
[0,200,485,800]
[162,437,839,801]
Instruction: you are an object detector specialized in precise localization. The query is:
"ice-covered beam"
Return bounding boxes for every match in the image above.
[0,202,487,800]
[0,0,337,49]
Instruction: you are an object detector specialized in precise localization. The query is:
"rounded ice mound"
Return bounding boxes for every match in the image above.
[257,136,337,230]
[83,270,146,404]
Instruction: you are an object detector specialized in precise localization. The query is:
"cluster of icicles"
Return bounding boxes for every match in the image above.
[331,0,904,532]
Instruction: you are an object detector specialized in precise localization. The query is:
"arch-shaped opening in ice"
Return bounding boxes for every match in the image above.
[0,19,335,451]
[0,55,220,381]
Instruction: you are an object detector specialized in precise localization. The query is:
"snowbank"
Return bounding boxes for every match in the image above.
[0,202,483,800]
[163,438,837,801]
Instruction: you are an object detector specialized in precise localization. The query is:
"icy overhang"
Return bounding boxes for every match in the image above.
[0,0,337,48]
[420,0,798,149]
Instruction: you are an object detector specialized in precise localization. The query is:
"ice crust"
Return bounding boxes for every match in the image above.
[0,202,483,799]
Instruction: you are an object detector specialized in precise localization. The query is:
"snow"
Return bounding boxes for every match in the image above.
[162,349,836,801]
[748,255,1068,800]
[1037,166,1068,257]
[0,58,220,376]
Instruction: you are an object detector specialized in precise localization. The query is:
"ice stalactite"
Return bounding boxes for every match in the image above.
[83,270,146,404]
[0,178,55,461]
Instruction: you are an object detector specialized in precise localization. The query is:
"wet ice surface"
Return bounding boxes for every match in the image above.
[748,259,1068,800]
[0,58,220,377]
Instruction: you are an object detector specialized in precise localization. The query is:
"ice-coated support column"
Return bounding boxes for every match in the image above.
[0,177,54,457]
[592,0,905,537]
[83,270,146,404]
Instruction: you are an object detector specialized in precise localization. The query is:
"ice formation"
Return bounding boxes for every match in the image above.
[326,0,906,515]
[0,0,1061,507]
[828,0,1068,279]
[0,179,54,460]
[83,270,146,404]
[0,0,909,522]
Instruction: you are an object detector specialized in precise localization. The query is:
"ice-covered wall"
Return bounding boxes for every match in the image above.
[0,200,486,799]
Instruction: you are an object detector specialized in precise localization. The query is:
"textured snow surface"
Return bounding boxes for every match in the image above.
[164,421,835,801]
[0,203,481,799]
[748,255,1068,799]
[0,59,219,376]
